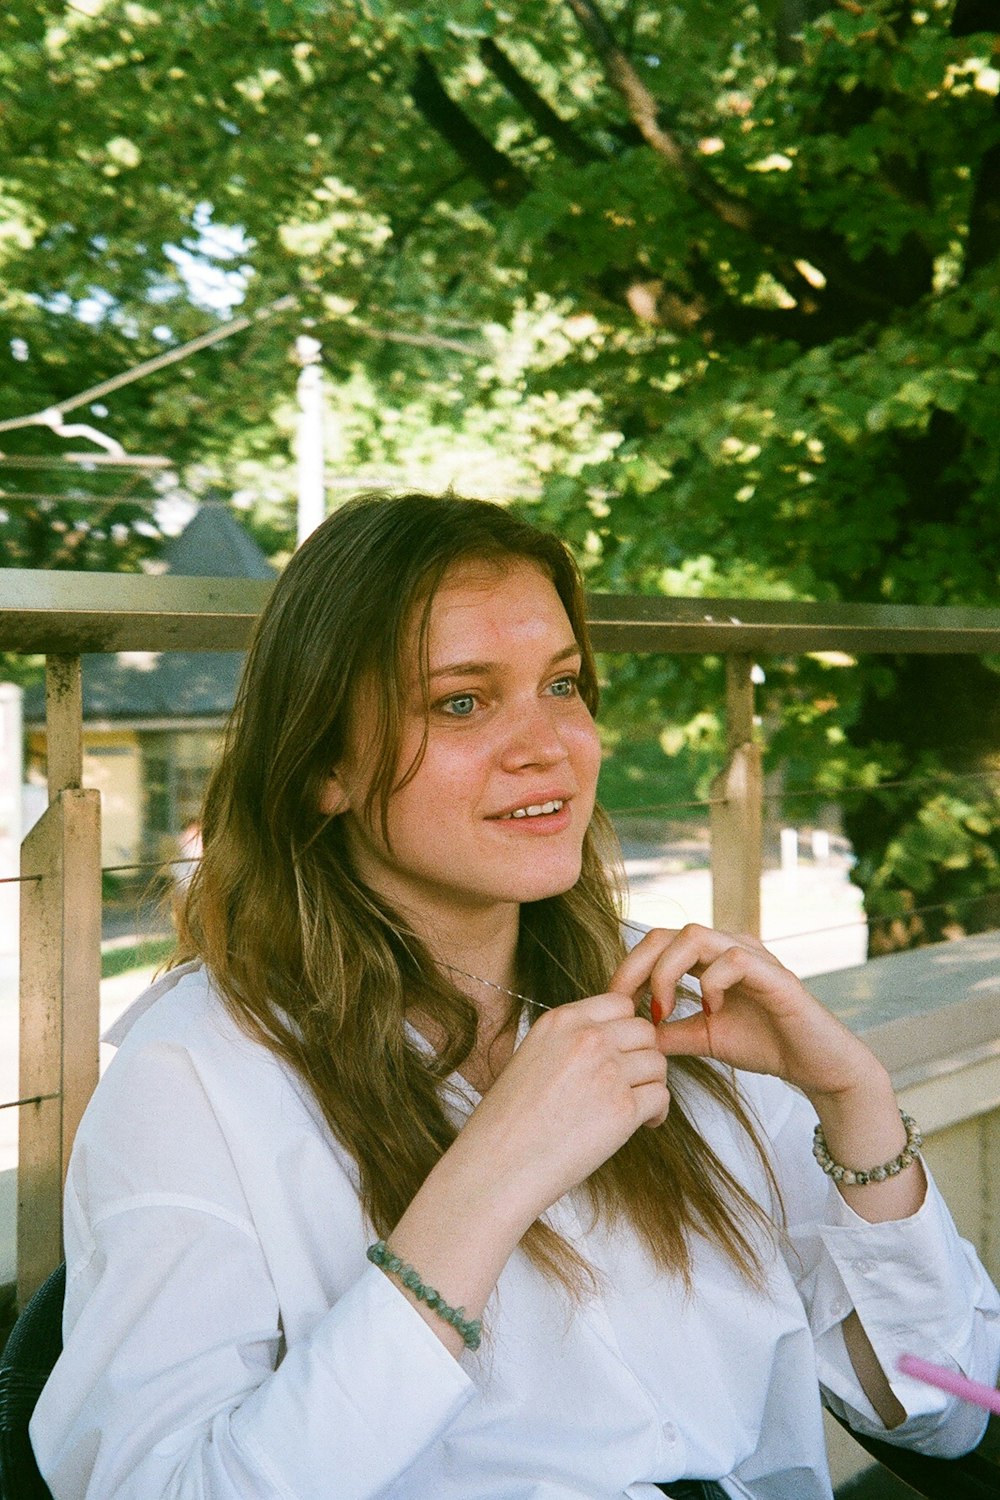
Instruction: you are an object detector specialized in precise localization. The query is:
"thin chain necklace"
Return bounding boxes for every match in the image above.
[440,962,554,1012]
[442,921,654,1021]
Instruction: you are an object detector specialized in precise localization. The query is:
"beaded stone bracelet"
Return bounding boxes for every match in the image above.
[812,1108,922,1187]
[367,1240,483,1351]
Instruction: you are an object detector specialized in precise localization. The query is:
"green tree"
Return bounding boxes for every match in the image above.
[2,0,1000,950]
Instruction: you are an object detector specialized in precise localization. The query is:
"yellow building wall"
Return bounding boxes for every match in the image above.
[26,728,144,870]
[84,732,143,869]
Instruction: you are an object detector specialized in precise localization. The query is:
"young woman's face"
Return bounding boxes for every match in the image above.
[323,558,602,932]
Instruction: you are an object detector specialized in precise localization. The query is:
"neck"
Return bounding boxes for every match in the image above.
[404,901,523,1001]
[404,905,523,1071]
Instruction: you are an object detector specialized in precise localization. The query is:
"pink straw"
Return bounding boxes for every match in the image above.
[897,1354,1000,1416]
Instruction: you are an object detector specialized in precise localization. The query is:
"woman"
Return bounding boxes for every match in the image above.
[33,493,1000,1500]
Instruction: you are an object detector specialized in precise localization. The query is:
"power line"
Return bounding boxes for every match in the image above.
[0,453,173,470]
[0,296,485,443]
[0,295,298,436]
[0,473,458,508]
[0,490,160,504]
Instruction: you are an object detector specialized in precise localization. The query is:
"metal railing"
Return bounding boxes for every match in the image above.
[6,567,1000,1306]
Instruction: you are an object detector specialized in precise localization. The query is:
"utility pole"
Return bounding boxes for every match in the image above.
[294,334,326,547]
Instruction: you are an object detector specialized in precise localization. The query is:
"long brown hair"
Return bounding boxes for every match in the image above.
[177,493,780,1292]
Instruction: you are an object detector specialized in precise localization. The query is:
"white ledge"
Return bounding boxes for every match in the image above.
[810,933,1000,1134]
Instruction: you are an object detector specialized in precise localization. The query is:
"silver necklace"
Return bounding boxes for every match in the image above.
[441,962,554,1012]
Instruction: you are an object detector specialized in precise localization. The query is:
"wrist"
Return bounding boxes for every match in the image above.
[367,1241,482,1350]
[809,1069,907,1164]
[422,1129,538,1247]
[807,1078,927,1222]
[385,1142,531,1358]
[813,1109,921,1187]
[447,1108,560,1239]
[803,1062,893,1122]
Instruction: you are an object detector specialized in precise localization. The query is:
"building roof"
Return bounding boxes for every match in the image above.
[24,506,276,727]
[73,650,248,724]
[160,504,277,581]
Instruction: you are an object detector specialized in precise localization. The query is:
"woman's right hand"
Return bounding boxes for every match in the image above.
[455,994,669,1231]
[385,995,666,1358]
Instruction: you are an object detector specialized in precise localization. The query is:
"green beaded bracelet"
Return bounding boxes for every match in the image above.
[366,1240,482,1351]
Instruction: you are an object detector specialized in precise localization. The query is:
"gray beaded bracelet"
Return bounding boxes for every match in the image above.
[367,1240,483,1351]
[812,1109,922,1186]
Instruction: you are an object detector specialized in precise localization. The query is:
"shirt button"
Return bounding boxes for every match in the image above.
[662,1421,678,1444]
[853,1258,878,1275]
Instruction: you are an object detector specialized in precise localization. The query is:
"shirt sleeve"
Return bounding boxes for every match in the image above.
[30,1038,473,1500]
[748,1071,1000,1457]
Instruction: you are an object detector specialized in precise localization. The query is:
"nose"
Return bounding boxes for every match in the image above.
[498,696,569,771]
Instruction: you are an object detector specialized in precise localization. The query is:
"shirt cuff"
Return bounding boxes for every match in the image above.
[793,1174,1000,1448]
[805,1175,972,1345]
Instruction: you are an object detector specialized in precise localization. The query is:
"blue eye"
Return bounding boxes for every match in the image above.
[549,676,578,698]
[442,694,477,717]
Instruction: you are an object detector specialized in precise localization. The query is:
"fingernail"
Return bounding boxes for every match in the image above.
[650,997,663,1025]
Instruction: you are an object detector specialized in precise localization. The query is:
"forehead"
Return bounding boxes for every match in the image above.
[418,557,572,655]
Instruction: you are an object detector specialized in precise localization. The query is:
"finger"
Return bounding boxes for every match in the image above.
[621,1047,669,1089]
[654,1011,713,1058]
[548,992,637,1026]
[650,925,790,1010]
[607,928,682,999]
[696,945,800,1015]
[612,924,755,1010]
[695,948,754,1015]
[632,1079,671,1129]
[604,1016,661,1054]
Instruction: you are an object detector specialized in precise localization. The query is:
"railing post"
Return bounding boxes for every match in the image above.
[17,655,101,1307]
[710,655,763,937]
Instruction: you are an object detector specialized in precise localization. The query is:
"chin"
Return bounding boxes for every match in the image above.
[509,866,583,905]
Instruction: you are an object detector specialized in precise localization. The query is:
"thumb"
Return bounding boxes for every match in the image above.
[654,1011,712,1058]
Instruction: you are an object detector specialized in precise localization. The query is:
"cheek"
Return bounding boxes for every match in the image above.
[570,715,602,788]
[382,752,470,845]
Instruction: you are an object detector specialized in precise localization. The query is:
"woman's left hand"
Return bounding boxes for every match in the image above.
[615,926,927,1235]
[608,924,882,1105]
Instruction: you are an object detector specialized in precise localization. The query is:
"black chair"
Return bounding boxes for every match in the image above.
[1,1261,998,1500]
[830,1407,1000,1499]
[0,1262,63,1500]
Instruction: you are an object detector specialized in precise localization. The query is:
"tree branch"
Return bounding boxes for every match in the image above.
[562,0,754,231]
[390,169,471,252]
[568,0,924,318]
[477,38,601,166]
[342,319,487,357]
[407,19,900,340]
[408,52,530,206]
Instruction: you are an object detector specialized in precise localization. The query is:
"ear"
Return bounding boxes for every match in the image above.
[319,771,351,817]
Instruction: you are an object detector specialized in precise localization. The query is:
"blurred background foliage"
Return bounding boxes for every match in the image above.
[2,0,1000,951]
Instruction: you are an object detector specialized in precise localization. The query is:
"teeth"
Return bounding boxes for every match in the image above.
[507,799,563,819]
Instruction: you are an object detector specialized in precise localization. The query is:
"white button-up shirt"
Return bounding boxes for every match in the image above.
[32,961,1000,1499]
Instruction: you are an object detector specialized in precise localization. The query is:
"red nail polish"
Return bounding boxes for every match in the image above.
[651,997,663,1025]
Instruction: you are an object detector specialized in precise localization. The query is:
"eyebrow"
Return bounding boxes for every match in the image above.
[429,643,582,680]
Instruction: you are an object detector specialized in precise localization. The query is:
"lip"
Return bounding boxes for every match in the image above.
[488,791,574,821]
[491,801,574,835]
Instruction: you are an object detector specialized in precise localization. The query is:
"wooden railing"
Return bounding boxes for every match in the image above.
[6,568,1000,1306]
